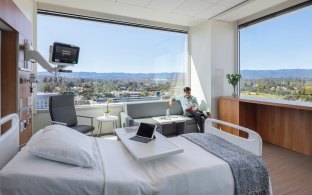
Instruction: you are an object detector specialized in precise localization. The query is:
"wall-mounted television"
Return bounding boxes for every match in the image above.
[50,42,79,65]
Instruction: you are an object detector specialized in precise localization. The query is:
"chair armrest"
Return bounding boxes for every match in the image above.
[76,115,93,119]
[50,121,67,126]
[120,112,134,127]
[76,115,94,127]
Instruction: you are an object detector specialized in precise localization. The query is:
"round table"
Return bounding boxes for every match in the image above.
[96,115,118,136]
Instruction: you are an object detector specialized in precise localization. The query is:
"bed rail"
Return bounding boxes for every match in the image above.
[204,118,262,156]
[0,113,19,170]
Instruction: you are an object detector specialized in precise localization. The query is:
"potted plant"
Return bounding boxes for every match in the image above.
[226,73,241,98]
[103,98,113,116]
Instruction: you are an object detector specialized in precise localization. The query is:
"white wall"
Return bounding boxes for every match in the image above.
[189,20,236,118]
[12,0,34,23]
[189,20,212,113]
[210,20,236,118]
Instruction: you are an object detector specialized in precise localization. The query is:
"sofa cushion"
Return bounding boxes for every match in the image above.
[133,117,159,125]
[133,118,162,132]
[124,100,183,118]
[181,116,197,125]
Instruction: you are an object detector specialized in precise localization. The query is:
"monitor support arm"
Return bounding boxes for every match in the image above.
[24,42,69,75]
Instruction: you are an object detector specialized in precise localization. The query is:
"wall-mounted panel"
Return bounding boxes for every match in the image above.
[1,0,33,144]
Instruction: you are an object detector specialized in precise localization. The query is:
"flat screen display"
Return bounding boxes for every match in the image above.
[51,42,79,64]
[136,123,156,139]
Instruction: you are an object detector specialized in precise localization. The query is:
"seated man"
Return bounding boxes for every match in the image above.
[169,87,210,133]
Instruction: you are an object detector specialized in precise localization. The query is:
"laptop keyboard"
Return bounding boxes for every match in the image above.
[129,136,153,143]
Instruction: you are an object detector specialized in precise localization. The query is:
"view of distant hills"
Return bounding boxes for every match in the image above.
[241,69,312,79]
[38,72,185,80]
[38,69,312,80]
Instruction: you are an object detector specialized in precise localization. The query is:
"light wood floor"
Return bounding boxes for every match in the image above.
[262,142,312,195]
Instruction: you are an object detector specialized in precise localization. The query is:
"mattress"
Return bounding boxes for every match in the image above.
[0,136,234,195]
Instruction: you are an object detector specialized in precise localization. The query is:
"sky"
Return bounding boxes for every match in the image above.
[38,5,312,73]
[240,5,312,70]
[37,15,188,73]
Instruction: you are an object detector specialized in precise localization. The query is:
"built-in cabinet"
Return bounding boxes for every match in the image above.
[1,0,33,145]
[219,96,312,156]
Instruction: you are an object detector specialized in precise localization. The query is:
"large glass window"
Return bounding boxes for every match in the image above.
[37,13,188,109]
[239,4,312,103]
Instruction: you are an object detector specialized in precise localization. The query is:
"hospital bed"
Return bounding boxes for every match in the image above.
[0,113,272,195]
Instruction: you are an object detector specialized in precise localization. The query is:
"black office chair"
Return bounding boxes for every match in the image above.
[49,94,94,135]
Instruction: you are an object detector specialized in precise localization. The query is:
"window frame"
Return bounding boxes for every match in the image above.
[37,9,188,34]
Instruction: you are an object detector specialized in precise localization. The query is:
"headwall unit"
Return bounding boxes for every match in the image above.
[1,0,33,145]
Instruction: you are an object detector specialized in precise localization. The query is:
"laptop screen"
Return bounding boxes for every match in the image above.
[136,123,156,139]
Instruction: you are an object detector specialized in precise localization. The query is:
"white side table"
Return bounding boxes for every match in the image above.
[96,115,118,136]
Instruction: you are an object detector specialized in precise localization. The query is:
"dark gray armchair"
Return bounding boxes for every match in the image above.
[49,94,94,134]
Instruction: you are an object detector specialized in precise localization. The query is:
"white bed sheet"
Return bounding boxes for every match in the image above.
[99,136,234,195]
[0,136,234,195]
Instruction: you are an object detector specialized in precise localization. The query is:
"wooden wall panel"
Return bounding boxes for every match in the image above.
[257,105,276,144]
[239,102,257,138]
[239,102,257,130]
[256,106,312,156]
[1,31,18,132]
[296,110,311,155]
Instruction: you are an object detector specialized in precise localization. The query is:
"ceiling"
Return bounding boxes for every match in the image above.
[35,0,292,26]
[216,0,296,22]
[35,0,247,26]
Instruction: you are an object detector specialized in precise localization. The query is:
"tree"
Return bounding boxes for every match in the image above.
[42,83,53,93]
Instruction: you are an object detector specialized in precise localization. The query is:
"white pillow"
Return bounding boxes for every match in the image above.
[27,125,96,168]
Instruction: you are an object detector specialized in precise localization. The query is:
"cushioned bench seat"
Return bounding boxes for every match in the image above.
[120,100,200,135]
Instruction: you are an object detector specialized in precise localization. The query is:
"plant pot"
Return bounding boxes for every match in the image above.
[103,112,110,117]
